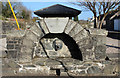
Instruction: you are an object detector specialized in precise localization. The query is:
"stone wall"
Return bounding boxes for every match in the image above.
[3,18,118,76]
[5,18,108,62]
[89,29,108,60]
[6,37,22,61]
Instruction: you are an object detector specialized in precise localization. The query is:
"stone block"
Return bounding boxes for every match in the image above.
[21,46,33,54]
[7,60,20,68]
[43,43,53,50]
[103,65,115,74]
[44,17,69,33]
[73,29,88,43]
[40,52,47,56]
[65,19,77,34]
[95,45,106,60]
[22,38,34,48]
[7,44,14,49]
[87,66,102,74]
[0,51,7,58]
[49,51,58,56]
[19,54,32,62]
[39,19,49,34]
[7,50,18,58]
[77,38,90,48]
[25,31,38,42]
[49,70,56,75]
[92,35,106,46]
[7,30,25,37]
[29,23,44,37]
[68,23,83,37]
[7,41,17,44]
[46,59,61,65]
[15,44,20,49]
[89,28,108,36]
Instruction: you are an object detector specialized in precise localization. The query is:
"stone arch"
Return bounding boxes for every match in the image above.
[39,18,89,60]
[40,33,83,61]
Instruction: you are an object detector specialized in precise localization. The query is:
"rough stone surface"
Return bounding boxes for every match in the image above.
[87,66,102,74]
[95,45,106,59]
[89,28,108,36]
[65,20,77,34]
[3,18,112,76]
[39,19,49,34]
[73,29,88,43]
[29,23,44,37]
[68,23,83,37]
[25,30,38,42]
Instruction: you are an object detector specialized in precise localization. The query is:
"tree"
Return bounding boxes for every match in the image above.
[73,16,79,21]
[32,17,40,22]
[72,1,120,29]
[2,2,31,20]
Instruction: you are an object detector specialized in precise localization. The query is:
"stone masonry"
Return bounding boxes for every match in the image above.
[2,4,119,77]
[3,18,118,76]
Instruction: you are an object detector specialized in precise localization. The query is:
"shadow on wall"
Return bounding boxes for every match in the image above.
[107,31,120,40]
[41,33,83,61]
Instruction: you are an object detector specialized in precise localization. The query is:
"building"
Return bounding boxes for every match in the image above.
[98,10,120,31]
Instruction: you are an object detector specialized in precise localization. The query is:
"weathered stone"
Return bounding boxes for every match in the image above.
[44,17,69,33]
[7,44,14,49]
[43,43,53,50]
[49,51,57,56]
[7,50,18,58]
[21,46,33,54]
[106,53,119,59]
[46,59,61,65]
[79,70,86,74]
[87,66,102,74]
[15,44,20,49]
[22,38,34,48]
[65,19,77,34]
[89,28,108,36]
[92,35,106,46]
[95,45,106,59]
[7,41,17,43]
[35,61,45,66]
[60,72,68,76]
[73,59,83,65]
[29,23,44,37]
[7,30,25,37]
[77,38,90,48]
[73,29,88,43]
[39,19,49,34]
[7,60,20,68]
[49,70,56,75]
[25,30,38,42]
[1,51,7,58]
[83,63,92,66]
[40,52,47,56]
[103,65,116,74]
[19,54,32,62]
[23,65,36,67]
[69,23,83,37]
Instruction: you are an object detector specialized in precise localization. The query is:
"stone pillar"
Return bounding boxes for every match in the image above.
[89,28,108,60]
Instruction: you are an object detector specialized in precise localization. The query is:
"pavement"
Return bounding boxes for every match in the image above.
[106,37,120,54]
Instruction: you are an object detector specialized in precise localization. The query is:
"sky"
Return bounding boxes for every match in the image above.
[22,2,93,20]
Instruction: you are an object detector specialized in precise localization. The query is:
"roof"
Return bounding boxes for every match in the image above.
[34,4,81,17]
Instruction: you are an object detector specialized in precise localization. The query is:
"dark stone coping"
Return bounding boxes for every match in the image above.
[34,4,81,17]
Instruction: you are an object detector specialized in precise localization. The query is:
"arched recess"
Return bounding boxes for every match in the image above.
[40,33,83,61]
